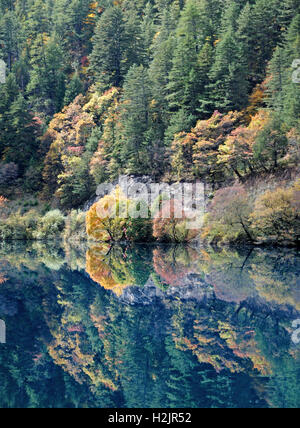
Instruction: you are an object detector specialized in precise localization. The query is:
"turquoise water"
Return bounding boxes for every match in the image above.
[0,242,299,408]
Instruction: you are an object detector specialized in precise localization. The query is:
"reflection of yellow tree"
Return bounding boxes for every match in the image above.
[86,245,136,296]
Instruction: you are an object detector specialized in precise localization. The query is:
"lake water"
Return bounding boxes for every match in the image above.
[0,242,299,408]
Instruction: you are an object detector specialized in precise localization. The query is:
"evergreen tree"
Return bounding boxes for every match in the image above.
[123,6,145,68]
[4,94,39,172]
[64,71,84,106]
[27,36,66,115]
[283,14,300,126]
[166,0,214,137]
[148,6,177,149]
[120,65,152,174]
[0,10,21,71]
[251,0,282,82]
[89,6,125,89]
[141,2,157,65]
[89,5,143,90]
[267,14,300,126]
[266,46,288,113]
[207,27,249,112]
[0,73,19,161]
[167,0,209,114]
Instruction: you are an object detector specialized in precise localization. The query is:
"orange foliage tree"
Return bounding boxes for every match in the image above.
[218,110,270,178]
[169,111,241,186]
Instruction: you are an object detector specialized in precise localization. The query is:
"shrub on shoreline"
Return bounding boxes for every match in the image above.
[33,210,66,240]
[250,180,300,245]
[0,210,38,240]
[63,210,86,243]
[202,179,300,246]
[0,209,66,241]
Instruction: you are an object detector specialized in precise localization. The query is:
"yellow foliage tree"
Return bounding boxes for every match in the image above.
[86,186,128,242]
[250,180,300,244]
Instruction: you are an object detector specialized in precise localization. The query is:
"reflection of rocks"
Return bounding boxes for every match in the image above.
[208,272,256,304]
[117,274,300,321]
[119,274,214,305]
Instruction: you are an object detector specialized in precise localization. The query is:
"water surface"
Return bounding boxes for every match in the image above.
[0,242,299,408]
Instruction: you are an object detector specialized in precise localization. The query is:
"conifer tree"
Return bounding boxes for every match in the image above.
[141,2,157,65]
[64,71,84,106]
[251,0,282,82]
[89,6,126,89]
[0,10,21,71]
[166,0,214,138]
[207,27,249,112]
[4,94,39,172]
[167,0,208,114]
[120,65,152,174]
[283,14,300,126]
[148,6,177,139]
[27,36,66,115]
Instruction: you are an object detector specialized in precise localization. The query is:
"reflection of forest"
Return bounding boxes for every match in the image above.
[0,242,299,408]
[86,244,300,311]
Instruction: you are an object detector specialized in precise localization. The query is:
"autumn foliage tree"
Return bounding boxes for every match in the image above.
[202,184,254,244]
[86,186,152,242]
[250,181,300,245]
[169,111,241,185]
[153,199,199,243]
[218,110,270,178]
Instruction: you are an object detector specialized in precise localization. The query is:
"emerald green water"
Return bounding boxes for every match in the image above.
[0,242,299,408]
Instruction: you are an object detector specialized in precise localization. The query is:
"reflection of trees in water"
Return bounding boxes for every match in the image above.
[0,241,66,271]
[171,299,273,376]
[198,247,300,311]
[86,244,152,296]
[200,248,256,303]
[44,265,299,407]
[1,242,299,311]
[249,251,300,310]
[45,276,272,407]
[0,319,5,343]
[0,272,7,285]
[86,244,201,293]
[0,243,299,407]
[152,245,200,287]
